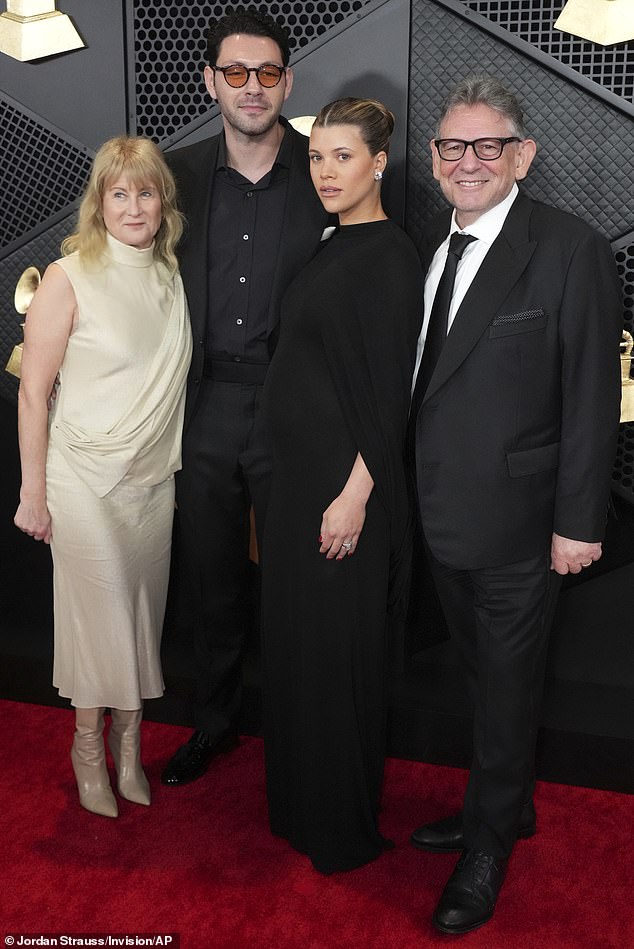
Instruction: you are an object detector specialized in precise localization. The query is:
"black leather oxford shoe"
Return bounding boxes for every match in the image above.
[410,800,536,853]
[161,730,238,786]
[432,849,508,934]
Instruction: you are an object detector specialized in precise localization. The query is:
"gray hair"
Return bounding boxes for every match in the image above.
[436,76,529,139]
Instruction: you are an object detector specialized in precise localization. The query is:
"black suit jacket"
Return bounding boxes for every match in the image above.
[414,191,623,569]
[167,121,330,428]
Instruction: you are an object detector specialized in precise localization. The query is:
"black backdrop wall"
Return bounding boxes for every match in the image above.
[1,0,633,792]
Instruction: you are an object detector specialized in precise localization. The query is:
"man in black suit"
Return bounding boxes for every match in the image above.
[161,11,329,786]
[409,76,622,934]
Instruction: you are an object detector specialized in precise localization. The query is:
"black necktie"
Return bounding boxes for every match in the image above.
[407,232,476,461]
[413,232,476,402]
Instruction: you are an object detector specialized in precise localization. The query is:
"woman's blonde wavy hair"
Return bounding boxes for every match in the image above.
[61,136,183,274]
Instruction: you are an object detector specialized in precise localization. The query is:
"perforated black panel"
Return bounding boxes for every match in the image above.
[0,216,74,406]
[463,0,634,105]
[133,0,372,141]
[618,245,634,336]
[614,241,634,499]
[0,97,92,253]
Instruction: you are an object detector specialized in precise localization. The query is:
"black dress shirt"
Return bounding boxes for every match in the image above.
[206,123,292,365]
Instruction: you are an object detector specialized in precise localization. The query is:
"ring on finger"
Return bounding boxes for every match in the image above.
[342,541,353,550]
[581,561,592,567]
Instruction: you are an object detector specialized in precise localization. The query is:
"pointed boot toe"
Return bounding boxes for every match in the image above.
[70,711,118,818]
[108,709,151,806]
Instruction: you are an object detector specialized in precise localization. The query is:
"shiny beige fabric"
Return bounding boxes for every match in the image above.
[50,234,191,496]
[46,235,192,708]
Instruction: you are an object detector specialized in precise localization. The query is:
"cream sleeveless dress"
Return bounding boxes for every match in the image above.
[46,233,192,709]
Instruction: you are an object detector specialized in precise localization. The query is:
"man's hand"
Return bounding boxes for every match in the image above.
[550,532,601,575]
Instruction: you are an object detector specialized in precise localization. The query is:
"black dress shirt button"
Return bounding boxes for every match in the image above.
[234,356,241,362]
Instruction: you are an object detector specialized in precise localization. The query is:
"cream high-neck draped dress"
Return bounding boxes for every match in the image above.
[46,233,192,709]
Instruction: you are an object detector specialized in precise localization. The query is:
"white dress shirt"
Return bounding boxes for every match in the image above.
[412,184,520,391]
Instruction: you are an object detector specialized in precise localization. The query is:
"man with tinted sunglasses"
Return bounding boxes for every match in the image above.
[162,11,329,788]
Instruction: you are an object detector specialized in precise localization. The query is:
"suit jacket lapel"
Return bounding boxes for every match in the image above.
[267,125,328,336]
[178,136,220,344]
[423,192,537,403]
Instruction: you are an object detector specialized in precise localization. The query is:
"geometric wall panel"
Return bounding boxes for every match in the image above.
[464,0,634,106]
[133,0,373,141]
[0,0,127,152]
[0,96,92,254]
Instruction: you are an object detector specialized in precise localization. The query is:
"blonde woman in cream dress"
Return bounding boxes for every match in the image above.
[14,137,192,818]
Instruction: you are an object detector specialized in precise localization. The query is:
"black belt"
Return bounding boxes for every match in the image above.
[203,358,269,384]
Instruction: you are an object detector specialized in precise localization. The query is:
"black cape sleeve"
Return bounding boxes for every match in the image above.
[320,224,424,614]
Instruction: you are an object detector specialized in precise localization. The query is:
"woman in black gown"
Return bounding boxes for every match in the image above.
[261,98,423,873]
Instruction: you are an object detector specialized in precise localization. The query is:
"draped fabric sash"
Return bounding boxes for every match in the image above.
[50,273,192,498]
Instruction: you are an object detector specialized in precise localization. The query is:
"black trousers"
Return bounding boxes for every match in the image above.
[176,377,271,740]
[427,545,562,858]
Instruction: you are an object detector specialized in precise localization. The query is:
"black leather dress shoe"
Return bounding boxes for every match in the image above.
[432,849,508,935]
[161,730,238,786]
[410,800,536,853]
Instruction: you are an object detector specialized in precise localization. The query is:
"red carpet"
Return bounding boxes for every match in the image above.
[1,699,632,948]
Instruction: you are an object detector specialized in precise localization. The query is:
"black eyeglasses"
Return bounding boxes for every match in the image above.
[213,63,286,88]
[434,137,520,161]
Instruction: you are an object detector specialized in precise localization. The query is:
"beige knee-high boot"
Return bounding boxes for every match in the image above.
[71,707,118,818]
[108,708,151,806]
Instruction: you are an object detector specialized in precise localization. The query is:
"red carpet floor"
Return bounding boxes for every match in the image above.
[1,699,632,948]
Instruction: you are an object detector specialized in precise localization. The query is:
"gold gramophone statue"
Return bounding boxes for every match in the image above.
[5,265,41,379]
[621,329,634,424]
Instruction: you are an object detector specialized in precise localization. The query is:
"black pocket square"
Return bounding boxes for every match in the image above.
[491,308,545,325]
[489,308,547,339]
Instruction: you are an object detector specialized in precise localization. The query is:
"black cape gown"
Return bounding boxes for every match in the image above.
[261,219,423,873]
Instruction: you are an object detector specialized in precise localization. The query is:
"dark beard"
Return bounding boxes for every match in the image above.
[225,107,280,139]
